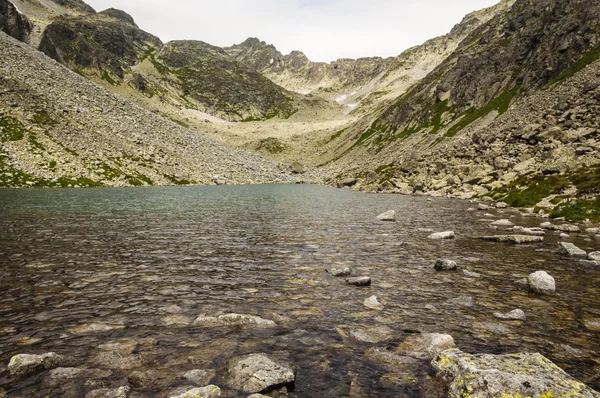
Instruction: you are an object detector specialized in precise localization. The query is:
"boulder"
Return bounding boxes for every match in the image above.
[495,202,509,208]
[328,267,352,277]
[482,235,544,244]
[377,210,396,221]
[434,259,458,271]
[490,219,514,227]
[346,277,371,286]
[428,231,455,240]
[193,314,276,328]
[477,204,490,210]
[528,271,555,295]
[493,309,526,320]
[168,386,221,398]
[227,354,295,393]
[291,162,304,174]
[589,252,600,261]
[558,242,587,258]
[396,333,456,360]
[541,223,581,232]
[8,352,73,377]
[433,349,600,398]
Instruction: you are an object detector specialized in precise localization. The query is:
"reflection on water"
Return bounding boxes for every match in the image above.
[0,184,599,397]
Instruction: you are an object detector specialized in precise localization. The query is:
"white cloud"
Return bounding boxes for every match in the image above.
[84,0,500,62]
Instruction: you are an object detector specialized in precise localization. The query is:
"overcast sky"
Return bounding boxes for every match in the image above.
[84,0,500,62]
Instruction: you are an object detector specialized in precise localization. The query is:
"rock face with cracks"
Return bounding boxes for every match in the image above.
[433,349,600,398]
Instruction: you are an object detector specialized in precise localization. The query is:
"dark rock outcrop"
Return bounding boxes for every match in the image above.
[0,0,32,42]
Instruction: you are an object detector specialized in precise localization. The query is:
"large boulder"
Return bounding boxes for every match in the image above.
[227,354,295,394]
[8,352,73,377]
[433,349,600,398]
[528,271,556,295]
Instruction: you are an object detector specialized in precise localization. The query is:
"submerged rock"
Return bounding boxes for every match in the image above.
[328,267,352,277]
[528,271,556,295]
[363,295,384,311]
[338,325,394,344]
[396,333,456,360]
[541,222,581,232]
[227,353,295,393]
[428,231,455,240]
[85,386,131,398]
[193,314,276,328]
[482,235,544,244]
[183,369,216,386]
[558,242,587,257]
[462,270,481,278]
[377,210,396,221]
[512,226,546,236]
[346,277,371,286]
[434,258,457,271]
[68,323,125,334]
[168,386,221,398]
[490,219,514,227]
[493,309,526,320]
[49,367,112,386]
[8,352,73,377]
[433,349,600,398]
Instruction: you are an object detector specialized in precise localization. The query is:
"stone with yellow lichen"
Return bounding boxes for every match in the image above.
[432,349,600,398]
[167,385,221,398]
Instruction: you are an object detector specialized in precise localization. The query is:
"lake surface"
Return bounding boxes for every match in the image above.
[0,184,599,397]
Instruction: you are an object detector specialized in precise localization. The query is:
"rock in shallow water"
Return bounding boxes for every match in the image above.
[482,235,544,244]
[493,309,526,320]
[528,271,556,295]
[433,349,600,398]
[193,314,276,328]
[589,252,600,261]
[168,386,221,398]
[328,267,352,277]
[490,219,514,227]
[85,386,131,398]
[363,295,384,310]
[434,258,457,271]
[396,333,456,360]
[558,242,587,257]
[227,354,295,393]
[377,210,396,221]
[428,231,455,240]
[8,352,73,377]
[183,369,216,386]
[346,277,371,286]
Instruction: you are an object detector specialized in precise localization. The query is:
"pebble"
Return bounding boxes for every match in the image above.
[346,277,372,286]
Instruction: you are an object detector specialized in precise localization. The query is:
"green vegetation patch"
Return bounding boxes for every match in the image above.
[32,111,57,127]
[165,174,194,185]
[445,85,520,138]
[0,117,26,142]
[546,42,600,87]
[551,197,600,222]
[487,174,569,207]
[101,70,119,85]
[324,128,347,144]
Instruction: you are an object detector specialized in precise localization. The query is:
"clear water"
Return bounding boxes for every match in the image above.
[0,184,599,397]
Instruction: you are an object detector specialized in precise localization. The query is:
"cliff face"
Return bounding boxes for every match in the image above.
[0,0,32,42]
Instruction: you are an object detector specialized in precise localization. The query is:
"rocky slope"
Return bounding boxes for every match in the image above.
[0,31,300,188]
[37,9,300,121]
[321,0,600,220]
[225,0,515,114]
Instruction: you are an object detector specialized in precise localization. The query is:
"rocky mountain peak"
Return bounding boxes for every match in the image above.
[49,0,95,14]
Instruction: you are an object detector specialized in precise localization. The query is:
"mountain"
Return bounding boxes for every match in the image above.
[225,0,514,114]
[320,0,600,219]
[36,8,299,121]
[0,31,298,188]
